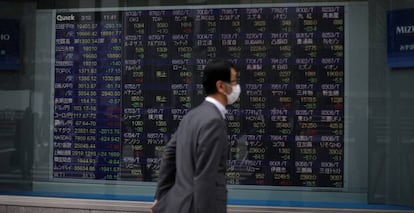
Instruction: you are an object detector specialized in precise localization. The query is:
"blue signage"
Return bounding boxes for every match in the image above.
[0,20,20,70]
[387,9,414,68]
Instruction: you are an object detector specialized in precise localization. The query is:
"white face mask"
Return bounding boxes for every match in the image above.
[225,84,241,105]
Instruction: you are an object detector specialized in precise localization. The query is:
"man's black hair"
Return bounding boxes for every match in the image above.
[202,60,235,95]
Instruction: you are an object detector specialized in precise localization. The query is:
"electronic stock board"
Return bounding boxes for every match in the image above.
[53,5,344,187]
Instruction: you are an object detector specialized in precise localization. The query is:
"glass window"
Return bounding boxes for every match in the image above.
[0,0,413,210]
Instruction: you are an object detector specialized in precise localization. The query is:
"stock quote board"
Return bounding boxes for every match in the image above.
[53,5,344,187]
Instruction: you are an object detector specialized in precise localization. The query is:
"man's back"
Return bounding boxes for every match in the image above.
[154,101,228,213]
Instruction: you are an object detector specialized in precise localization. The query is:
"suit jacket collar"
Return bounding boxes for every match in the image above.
[204,97,227,119]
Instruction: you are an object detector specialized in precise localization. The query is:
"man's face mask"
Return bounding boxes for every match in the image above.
[225,83,241,105]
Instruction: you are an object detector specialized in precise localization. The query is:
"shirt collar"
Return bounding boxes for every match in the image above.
[205,96,227,119]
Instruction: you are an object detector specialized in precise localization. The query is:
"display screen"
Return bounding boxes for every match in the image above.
[387,8,414,68]
[53,5,344,187]
[0,19,20,70]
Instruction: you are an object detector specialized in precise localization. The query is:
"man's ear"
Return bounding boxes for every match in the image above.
[216,80,226,94]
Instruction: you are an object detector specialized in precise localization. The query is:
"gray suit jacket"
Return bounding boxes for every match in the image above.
[153,101,228,213]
